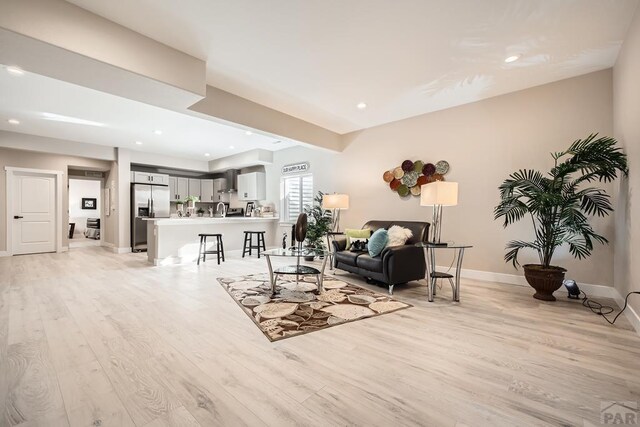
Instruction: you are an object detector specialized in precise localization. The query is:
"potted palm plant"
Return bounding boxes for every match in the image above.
[494,134,627,301]
[303,191,333,261]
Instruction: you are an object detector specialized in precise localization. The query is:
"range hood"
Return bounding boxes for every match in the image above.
[218,169,238,193]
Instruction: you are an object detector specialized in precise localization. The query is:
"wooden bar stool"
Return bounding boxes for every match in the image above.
[197,233,225,265]
[242,231,266,258]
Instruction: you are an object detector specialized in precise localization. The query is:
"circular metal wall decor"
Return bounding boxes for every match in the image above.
[435,160,450,175]
[382,159,450,199]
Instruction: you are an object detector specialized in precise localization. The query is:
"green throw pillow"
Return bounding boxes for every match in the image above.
[368,229,389,257]
[345,228,371,249]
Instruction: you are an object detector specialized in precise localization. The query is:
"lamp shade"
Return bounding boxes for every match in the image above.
[322,194,349,209]
[420,182,458,206]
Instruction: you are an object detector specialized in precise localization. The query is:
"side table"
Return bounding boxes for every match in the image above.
[416,242,473,302]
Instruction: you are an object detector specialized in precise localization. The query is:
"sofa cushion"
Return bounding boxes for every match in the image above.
[334,250,361,267]
[356,254,384,273]
[368,228,389,257]
[362,220,429,245]
[386,225,413,247]
[344,228,371,249]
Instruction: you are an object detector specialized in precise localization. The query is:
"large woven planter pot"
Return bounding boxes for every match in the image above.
[523,264,567,301]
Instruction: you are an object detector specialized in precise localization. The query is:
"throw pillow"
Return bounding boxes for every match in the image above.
[368,229,389,257]
[345,228,371,249]
[386,225,413,247]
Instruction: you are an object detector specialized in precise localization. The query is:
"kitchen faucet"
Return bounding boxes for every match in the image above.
[216,201,227,218]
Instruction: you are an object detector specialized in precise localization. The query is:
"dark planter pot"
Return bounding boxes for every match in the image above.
[523,264,567,301]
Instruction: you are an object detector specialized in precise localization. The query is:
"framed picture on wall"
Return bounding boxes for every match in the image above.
[82,198,97,209]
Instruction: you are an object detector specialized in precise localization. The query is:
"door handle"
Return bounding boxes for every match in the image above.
[14,215,23,219]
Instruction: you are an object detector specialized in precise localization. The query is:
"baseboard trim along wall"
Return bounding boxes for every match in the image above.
[0,251,8,257]
[438,265,640,335]
[113,247,132,254]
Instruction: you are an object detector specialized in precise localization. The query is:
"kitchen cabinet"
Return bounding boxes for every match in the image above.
[169,177,178,201]
[188,178,201,199]
[131,171,169,185]
[201,179,214,202]
[150,173,169,185]
[176,178,189,201]
[237,172,266,201]
[213,178,227,201]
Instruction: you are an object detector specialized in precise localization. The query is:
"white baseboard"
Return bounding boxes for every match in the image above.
[0,251,9,257]
[112,247,131,254]
[61,246,69,253]
[437,265,639,334]
[611,289,640,335]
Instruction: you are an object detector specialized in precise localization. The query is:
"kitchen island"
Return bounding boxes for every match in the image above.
[145,216,280,265]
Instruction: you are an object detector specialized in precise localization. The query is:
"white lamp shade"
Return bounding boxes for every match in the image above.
[420,182,458,206]
[322,194,349,209]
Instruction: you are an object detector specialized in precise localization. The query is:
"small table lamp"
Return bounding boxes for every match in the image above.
[322,194,349,232]
[420,182,458,245]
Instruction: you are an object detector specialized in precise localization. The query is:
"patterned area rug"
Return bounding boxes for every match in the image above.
[217,273,412,341]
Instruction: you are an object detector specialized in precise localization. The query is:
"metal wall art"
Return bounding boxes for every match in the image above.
[382,160,450,198]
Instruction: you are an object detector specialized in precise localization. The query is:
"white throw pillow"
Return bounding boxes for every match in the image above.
[386,225,413,247]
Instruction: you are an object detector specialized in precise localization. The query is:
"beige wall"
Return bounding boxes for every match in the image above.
[273,69,616,286]
[0,147,112,252]
[613,8,640,313]
[341,70,615,286]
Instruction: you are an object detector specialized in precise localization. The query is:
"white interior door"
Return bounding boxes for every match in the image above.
[12,173,56,255]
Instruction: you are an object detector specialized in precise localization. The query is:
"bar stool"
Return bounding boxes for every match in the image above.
[197,233,225,265]
[242,231,266,258]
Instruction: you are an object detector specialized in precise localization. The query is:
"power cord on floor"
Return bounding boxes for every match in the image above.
[579,291,640,325]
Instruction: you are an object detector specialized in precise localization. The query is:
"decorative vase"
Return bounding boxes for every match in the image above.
[523,264,567,301]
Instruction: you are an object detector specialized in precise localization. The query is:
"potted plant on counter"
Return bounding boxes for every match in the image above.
[494,134,627,301]
[303,191,333,261]
[196,207,205,217]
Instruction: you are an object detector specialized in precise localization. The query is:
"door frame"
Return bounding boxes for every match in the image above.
[5,166,64,256]
[67,175,105,247]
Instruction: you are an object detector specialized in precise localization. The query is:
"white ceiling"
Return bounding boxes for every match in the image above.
[67,0,638,134]
[0,67,296,160]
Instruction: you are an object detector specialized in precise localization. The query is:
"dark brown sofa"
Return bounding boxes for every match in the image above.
[332,220,429,294]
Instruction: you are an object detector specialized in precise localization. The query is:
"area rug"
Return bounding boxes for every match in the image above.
[217,273,412,341]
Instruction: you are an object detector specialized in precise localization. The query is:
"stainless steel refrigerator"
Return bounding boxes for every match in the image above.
[131,183,170,251]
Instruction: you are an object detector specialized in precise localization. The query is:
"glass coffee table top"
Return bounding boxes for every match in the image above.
[263,247,330,257]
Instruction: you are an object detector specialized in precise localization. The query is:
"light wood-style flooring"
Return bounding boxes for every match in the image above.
[1,246,639,426]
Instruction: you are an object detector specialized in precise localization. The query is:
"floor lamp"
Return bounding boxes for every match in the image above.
[420,182,458,245]
[322,194,349,232]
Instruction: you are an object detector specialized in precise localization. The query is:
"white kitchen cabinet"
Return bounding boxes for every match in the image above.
[176,178,189,201]
[169,177,178,201]
[213,178,227,202]
[150,173,169,185]
[131,172,169,185]
[237,172,266,201]
[201,179,214,202]
[188,178,201,199]
[132,171,151,183]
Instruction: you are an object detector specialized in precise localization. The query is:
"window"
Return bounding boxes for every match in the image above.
[281,174,313,222]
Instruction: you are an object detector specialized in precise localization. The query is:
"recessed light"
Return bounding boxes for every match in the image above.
[357,102,367,110]
[504,55,520,63]
[229,145,235,149]
[245,130,253,136]
[41,112,105,127]
[153,129,162,135]
[204,153,211,157]
[6,66,24,76]
[135,141,143,145]
[8,118,20,125]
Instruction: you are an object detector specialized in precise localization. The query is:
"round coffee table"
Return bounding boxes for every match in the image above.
[263,247,331,296]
